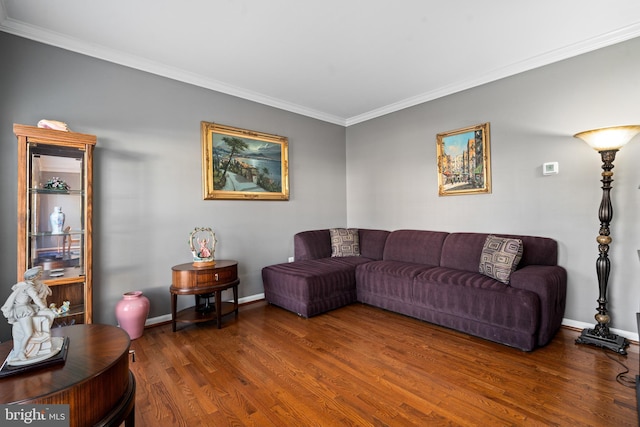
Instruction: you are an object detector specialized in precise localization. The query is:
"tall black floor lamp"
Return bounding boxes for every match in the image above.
[573,125,640,355]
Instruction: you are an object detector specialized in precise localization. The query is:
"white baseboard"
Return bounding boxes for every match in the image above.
[562,318,639,343]
[145,313,172,326]
[145,294,640,344]
[145,293,265,326]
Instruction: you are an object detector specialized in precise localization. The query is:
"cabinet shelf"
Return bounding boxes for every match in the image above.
[52,310,84,327]
[29,230,85,237]
[29,188,84,195]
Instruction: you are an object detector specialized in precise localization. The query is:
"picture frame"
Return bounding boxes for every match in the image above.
[436,122,491,196]
[201,122,289,200]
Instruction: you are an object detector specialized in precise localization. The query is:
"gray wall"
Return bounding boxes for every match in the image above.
[1,31,639,341]
[0,32,347,341]
[346,36,640,334]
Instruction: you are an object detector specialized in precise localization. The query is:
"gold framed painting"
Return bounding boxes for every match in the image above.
[201,122,289,200]
[436,122,491,196]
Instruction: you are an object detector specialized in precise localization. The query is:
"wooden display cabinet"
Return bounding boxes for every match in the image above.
[14,123,96,326]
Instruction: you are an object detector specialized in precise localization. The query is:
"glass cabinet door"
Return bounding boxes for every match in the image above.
[28,144,86,280]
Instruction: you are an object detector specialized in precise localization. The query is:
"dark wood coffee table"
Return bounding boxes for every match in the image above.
[0,324,135,427]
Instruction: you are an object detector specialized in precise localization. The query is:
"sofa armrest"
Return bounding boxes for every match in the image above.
[510,265,567,346]
[294,229,331,260]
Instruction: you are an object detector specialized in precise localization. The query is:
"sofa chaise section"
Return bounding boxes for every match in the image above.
[262,229,390,317]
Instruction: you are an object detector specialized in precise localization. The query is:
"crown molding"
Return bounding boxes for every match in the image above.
[0,10,347,127]
[345,22,640,127]
[2,2,639,129]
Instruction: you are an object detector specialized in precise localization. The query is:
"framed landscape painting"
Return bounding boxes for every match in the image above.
[201,122,289,200]
[436,122,491,196]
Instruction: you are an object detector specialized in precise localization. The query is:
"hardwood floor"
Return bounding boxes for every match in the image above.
[129,301,639,426]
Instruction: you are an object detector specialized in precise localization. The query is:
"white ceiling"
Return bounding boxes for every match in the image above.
[2,1,640,126]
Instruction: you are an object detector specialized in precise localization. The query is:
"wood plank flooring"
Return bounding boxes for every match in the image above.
[129,301,639,426]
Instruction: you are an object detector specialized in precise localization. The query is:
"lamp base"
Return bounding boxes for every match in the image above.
[575,327,629,355]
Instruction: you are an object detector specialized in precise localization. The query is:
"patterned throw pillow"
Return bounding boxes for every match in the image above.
[330,228,360,257]
[479,235,523,284]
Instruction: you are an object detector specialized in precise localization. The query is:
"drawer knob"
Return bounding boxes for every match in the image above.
[215,273,219,281]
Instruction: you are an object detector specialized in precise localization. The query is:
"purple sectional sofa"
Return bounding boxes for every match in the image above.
[262,228,567,351]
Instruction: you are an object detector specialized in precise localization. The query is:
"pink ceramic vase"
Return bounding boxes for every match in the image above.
[115,291,150,340]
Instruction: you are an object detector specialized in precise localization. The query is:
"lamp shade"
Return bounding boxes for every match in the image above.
[574,125,640,151]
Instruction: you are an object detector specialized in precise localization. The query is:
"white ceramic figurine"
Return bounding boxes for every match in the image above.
[1,267,57,364]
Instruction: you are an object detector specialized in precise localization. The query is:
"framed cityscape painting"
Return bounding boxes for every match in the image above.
[201,121,289,200]
[436,122,492,196]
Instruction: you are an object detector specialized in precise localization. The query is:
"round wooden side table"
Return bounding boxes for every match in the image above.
[170,260,240,331]
[0,324,135,427]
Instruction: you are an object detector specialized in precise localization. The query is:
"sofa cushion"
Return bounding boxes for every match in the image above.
[294,229,390,261]
[441,232,558,271]
[294,229,332,260]
[330,228,360,257]
[479,235,523,284]
[358,229,390,260]
[383,230,449,265]
[356,260,434,304]
[412,267,540,335]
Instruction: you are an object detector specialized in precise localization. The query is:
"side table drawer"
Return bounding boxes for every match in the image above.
[196,264,237,285]
[171,260,238,291]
